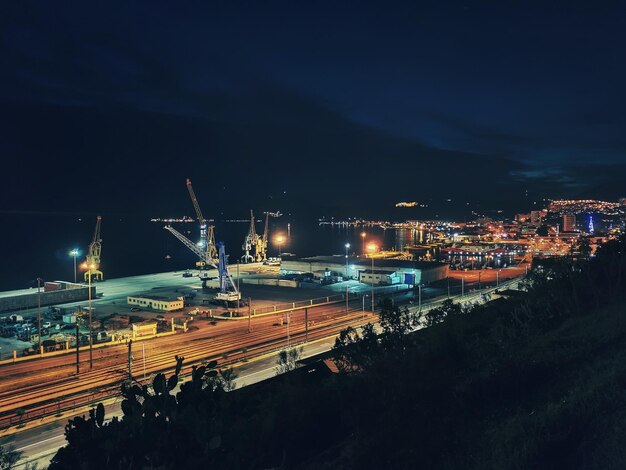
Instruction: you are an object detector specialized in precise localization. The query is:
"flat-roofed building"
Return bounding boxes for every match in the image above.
[132,320,158,338]
[281,256,448,285]
[358,270,401,285]
[127,295,184,311]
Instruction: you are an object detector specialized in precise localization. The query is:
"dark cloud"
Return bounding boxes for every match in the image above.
[1,1,625,217]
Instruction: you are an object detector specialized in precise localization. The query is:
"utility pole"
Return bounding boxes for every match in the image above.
[418,284,422,313]
[362,295,366,325]
[236,262,240,314]
[345,285,349,312]
[286,312,291,348]
[371,255,375,313]
[478,271,482,291]
[461,277,465,297]
[36,278,42,353]
[142,343,146,379]
[88,269,93,369]
[496,269,500,288]
[75,314,80,375]
[305,308,308,342]
[247,298,252,333]
[128,340,133,383]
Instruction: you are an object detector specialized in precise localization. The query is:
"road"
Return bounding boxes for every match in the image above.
[2,336,338,469]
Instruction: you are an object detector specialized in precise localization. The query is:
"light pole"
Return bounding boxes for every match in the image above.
[275,235,285,258]
[418,284,422,313]
[69,249,79,283]
[361,232,366,255]
[344,243,350,278]
[37,278,42,353]
[367,243,377,313]
[82,262,94,369]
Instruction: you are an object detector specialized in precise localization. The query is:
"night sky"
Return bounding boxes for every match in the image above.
[2,1,625,219]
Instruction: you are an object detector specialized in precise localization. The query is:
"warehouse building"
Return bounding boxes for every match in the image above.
[127,295,184,311]
[281,256,448,285]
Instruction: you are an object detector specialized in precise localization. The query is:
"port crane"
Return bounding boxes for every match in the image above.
[216,242,241,302]
[258,211,270,262]
[83,216,104,282]
[241,210,260,263]
[163,225,217,269]
[186,178,218,265]
[241,210,271,263]
[163,225,221,288]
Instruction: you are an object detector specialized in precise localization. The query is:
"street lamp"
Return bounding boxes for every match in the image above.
[81,262,95,369]
[367,243,377,313]
[344,243,350,278]
[275,235,285,257]
[361,231,366,255]
[69,249,79,284]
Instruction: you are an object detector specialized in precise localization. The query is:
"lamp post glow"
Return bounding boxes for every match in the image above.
[344,243,350,278]
[69,249,79,283]
[275,235,285,257]
[367,243,377,313]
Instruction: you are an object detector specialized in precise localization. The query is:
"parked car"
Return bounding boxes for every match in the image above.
[42,321,52,328]
[130,307,141,312]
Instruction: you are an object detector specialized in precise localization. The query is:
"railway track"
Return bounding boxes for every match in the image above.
[0,306,373,429]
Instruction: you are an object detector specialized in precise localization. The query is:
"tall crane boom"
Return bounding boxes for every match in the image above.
[254,211,270,262]
[215,242,241,302]
[84,216,104,281]
[262,211,269,243]
[163,225,217,268]
[186,178,204,222]
[185,178,217,264]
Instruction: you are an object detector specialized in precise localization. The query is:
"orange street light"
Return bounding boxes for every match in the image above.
[275,235,286,256]
[366,243,378,313]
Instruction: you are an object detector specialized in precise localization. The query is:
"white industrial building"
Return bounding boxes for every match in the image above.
[281,256,448,286]
[359,270,402,285]
[127,295,184,311]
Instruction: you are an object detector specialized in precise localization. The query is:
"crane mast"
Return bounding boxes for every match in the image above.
[84,216,104,281]
[241,209,259,263]
[185,178,217,265]
[258,211,270,262]
[215,242,241,302]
